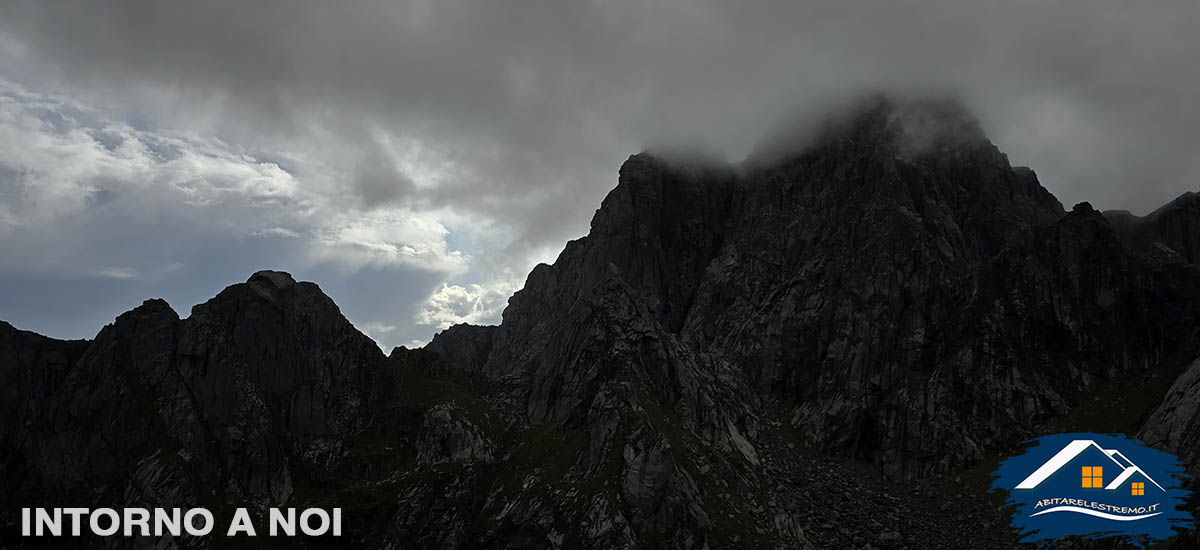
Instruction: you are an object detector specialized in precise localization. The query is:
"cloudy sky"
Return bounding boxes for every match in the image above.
[0,1,1197,349]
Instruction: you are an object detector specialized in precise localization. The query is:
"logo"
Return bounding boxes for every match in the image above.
[991,433,1192,547]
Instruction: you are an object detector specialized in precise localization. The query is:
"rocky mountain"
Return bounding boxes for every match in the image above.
[1106,191,1200,265]
[1,272,388,547]
[5,96,1200,549]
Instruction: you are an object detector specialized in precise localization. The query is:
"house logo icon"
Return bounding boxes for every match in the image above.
[1016,439,1164,515]
[991,433,1192,546]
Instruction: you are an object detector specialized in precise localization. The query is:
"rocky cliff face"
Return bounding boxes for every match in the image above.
[5,97,1200,549]
[1107,191,1200,265]
[1,272,387,548]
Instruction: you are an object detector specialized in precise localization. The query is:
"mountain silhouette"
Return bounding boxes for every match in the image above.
[5,96,1200,549]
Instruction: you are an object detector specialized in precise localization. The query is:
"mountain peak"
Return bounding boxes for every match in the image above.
[248,269,297,289]
[1148,190,1200,219]
[888,96,990,157]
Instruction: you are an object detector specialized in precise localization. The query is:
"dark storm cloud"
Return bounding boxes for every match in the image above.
[352,135,419,209]
[5,1,1199,221]
[1,0,1199,345]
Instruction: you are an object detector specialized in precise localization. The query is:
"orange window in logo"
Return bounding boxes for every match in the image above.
[1132,482,1145,496]
[1082,466,1103,488]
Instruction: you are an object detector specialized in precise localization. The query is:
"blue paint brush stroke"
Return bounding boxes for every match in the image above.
[990,433,1193,548]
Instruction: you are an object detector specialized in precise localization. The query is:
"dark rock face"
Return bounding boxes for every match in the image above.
[415,403,496,465]
[422,323,495,371]
[874,203,1200,476]
[673,99,1069,476]
[449,97,1096,477]
[0,321,91,505]
[1,271,386,547]
[422,97,1200,545]
[1142,356,1200,464]
[480,154,738,379]
[1106,191,1200,265]
[5,97,1200,549]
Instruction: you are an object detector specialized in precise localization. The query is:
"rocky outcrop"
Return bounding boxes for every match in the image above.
[1142,355,1200,467]
[478,154,738,380]
[1106,191,1200,264]
[415,403,496,465]
[422,323,495,371]
[870,203,1200,476]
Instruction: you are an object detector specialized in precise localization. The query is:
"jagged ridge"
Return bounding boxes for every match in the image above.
[7,97,1200,549]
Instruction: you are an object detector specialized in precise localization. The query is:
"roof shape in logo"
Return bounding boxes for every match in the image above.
[1015,440,1163,491]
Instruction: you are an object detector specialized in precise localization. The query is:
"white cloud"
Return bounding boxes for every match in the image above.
[416,279,521,329]
[0,77,549,349]
[309,212,467,274]
[0,79,304,231]
[95,267,137,279]
[0,78,472,278]
[256,227,302,238]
